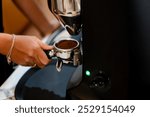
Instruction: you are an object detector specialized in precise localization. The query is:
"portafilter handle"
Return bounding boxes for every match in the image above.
[44,50,55,59]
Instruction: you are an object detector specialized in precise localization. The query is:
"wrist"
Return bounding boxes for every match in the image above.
[6,34,16,64]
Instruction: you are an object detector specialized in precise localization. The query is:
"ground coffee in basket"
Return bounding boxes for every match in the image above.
[55,40,78,49]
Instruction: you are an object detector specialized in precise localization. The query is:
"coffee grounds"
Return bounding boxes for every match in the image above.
[56,40,77,49]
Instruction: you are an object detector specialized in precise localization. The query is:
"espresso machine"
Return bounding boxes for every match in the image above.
[46,0,112,99]
[48,0,150,100]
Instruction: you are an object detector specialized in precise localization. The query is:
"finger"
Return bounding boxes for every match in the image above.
[33,40,52,68]
[37,40,53,50]
[37,41,54,60]
[32,63,37,68]
[33,55,46,68]
[25,57,37,67]
[34,50,51,68]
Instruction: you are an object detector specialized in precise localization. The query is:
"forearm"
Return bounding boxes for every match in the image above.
[0,33,13,55]
[0,33,53,68]
[12,0,60,36]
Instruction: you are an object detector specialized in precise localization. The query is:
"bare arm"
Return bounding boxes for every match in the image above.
[0,33,53,68]
[12,0,60,36]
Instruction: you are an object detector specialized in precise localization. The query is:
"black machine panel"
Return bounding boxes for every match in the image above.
[82,0,129,99]
[82,0,150,99]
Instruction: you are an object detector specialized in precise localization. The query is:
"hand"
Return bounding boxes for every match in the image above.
[11,35,53,68]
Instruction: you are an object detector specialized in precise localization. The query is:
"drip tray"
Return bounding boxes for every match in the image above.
[15,60,82,100]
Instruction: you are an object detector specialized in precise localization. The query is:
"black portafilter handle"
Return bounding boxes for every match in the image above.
[44,50,54,59]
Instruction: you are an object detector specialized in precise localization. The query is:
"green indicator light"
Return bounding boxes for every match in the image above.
[86,70,91,76]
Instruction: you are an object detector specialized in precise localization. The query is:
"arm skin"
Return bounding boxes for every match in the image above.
[12,0,60,36]
[0,33,53,68]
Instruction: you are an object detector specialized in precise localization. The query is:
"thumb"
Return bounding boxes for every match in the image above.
[39,41,53,50]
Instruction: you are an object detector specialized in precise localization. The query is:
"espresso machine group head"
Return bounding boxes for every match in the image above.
[49,0,82,36]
